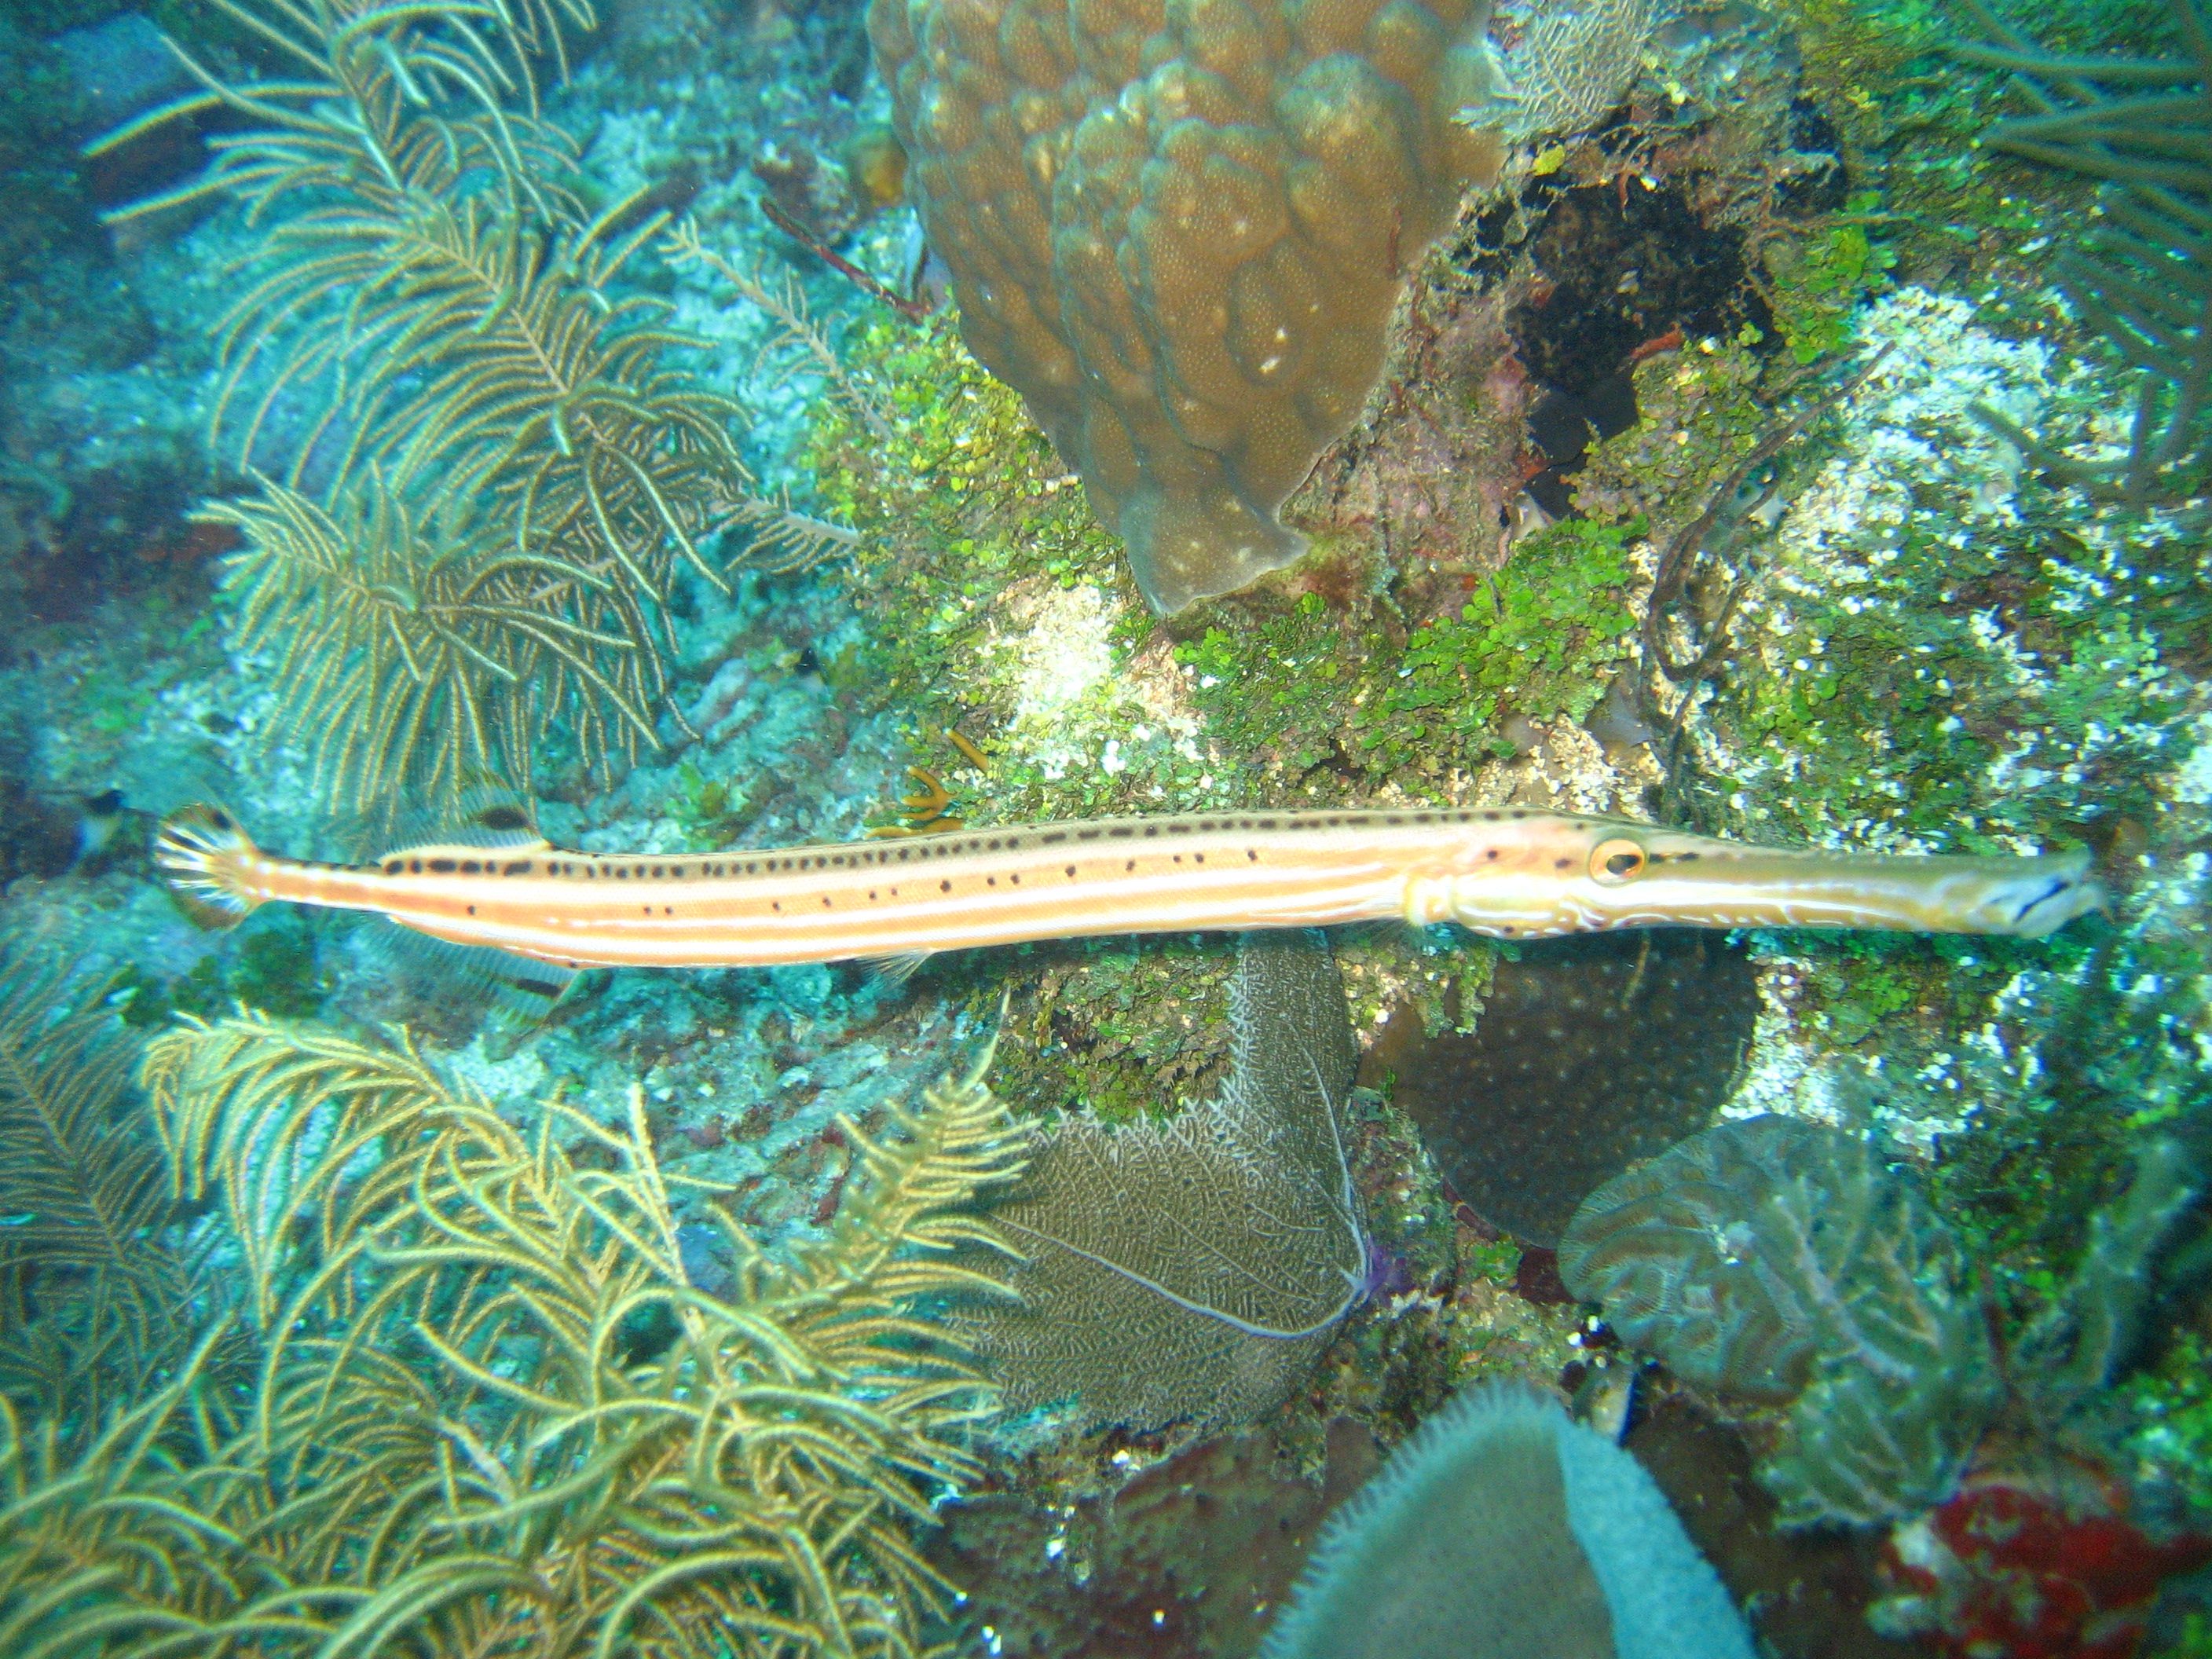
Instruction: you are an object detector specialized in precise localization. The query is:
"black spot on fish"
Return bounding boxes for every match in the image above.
[385,861,402,875]
[1066,865,1077,877]
[1487,848,1500,860]
[461,860,482,874]
[408,859,423,873]
[1555,858,1573,870]
[940,879,952,892]
[467,905,477,915]
[476,804,533,832]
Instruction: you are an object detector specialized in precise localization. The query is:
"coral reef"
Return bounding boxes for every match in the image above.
[1261,1382,1755,1659]
[1558,1114,2001,1527]
[961,932,1368,1429]
[869,0,1508,612]
[5,0,2209,1644]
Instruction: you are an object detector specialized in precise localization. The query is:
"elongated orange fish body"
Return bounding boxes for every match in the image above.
[154,803,2105,973]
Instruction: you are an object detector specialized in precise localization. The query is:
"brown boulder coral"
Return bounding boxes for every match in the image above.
[868,0,1507,612]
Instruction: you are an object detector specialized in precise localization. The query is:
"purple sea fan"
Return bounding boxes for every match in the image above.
[958,932,1372,1430]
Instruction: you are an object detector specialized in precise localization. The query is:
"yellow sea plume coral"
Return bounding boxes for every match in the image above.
[0,932,204,1438]
[869,0,1508,613]
[132,0,851,808]
[0,1014,1029,1657]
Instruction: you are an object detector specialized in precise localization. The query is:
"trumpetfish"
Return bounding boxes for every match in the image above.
[154,803,2104,979]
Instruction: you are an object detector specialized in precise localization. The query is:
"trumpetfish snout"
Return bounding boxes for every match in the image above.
[1416,819,2108,939]
[155,801,2106,976]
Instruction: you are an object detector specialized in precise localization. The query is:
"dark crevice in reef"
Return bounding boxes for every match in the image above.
[1511,180,1762,402]
[1469,88,1848,517]
[1508,175,1771,515]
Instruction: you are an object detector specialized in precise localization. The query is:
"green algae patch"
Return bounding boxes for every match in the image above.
[803,307,1133,714]
[1365,516,1642,756]
[1714,511,2188,852]
[1761,193,1900,365]
[2128,1328,2212,1517]
[1169,518,1643,793]
[804,309,1256,823]
[808,306,1650,824]
[1577,337,1774,518]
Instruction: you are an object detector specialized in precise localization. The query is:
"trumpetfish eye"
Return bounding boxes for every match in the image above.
[1589,838,1646,885]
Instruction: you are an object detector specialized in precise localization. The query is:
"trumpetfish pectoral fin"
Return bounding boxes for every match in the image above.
[869,950,936,987]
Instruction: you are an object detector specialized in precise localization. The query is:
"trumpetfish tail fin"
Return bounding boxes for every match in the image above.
[155,804,266,929]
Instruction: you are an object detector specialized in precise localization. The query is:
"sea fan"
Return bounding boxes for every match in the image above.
[960,933,1371,1430]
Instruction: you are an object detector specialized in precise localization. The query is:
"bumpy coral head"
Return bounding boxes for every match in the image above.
[870,0,1507,612]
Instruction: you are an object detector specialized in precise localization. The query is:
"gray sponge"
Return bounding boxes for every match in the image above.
[1261,1384,1754,1659]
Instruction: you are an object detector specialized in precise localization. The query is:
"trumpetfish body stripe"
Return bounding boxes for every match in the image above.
[154,803,2106,975]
